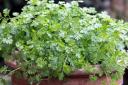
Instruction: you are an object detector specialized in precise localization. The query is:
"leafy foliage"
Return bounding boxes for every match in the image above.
[0,0,128,84]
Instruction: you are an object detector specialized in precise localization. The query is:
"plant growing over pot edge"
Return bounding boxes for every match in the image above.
[1,0,128,84]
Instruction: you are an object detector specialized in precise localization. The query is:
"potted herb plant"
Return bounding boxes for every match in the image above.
[0,0,128,85]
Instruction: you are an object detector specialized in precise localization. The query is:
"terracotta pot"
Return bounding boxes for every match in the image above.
[11,68,123,85]
[5,61,17,69]
[12,75,122,85]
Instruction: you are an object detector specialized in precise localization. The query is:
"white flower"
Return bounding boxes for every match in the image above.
[59,31,65,38]
[2,36,13,44]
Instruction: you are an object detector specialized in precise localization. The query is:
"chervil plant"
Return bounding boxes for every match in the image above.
[1,0,128,84]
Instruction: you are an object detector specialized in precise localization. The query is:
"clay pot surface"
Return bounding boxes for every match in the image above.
[5,61,17,69]
[12,68,122,85]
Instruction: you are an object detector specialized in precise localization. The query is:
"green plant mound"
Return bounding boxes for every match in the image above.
[1,0,128,83]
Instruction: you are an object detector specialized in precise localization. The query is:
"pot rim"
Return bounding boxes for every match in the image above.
[7,61,116,78]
